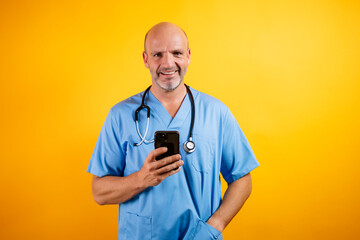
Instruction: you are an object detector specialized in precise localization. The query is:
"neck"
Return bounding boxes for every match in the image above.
[150,83,187,118]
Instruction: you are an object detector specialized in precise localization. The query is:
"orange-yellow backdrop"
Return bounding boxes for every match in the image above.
[1,0,359,239]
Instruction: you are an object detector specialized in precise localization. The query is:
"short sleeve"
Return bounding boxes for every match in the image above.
[87,108,126,177]
[220,108,259,183]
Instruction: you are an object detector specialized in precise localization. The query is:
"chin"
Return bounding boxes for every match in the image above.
[156,78,182,91]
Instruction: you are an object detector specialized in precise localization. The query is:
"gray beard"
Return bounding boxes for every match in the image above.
[154,77,182,92]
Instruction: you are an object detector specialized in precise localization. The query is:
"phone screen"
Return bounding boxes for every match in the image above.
[154,131,180,160]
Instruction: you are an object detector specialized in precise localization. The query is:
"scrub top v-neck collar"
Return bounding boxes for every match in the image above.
[146,87,198,130]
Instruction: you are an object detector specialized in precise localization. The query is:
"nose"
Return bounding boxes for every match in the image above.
[161,52,175,68]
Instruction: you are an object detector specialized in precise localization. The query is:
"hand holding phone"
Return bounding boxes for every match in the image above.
[137,131,182,187]
[138,147,183,187]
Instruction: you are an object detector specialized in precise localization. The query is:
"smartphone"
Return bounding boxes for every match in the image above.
[154,131,180,161]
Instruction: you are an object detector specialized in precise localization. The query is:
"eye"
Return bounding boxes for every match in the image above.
[153,53,162,57]
[173,51,182,56]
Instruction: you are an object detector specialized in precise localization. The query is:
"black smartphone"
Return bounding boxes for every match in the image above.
[154,131,180,161]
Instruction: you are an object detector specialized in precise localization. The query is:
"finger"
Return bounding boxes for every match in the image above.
[154,154,181,168]
[156,160,184,175]
[146,147,168,162]
[160,165,182,179]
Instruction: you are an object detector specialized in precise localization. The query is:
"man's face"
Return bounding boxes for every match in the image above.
[143,29,190,91]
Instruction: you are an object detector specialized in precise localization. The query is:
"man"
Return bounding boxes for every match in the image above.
[87,22,259,240]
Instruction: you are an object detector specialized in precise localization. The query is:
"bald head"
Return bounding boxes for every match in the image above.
[142,22,191,92]
[144,22,189,53]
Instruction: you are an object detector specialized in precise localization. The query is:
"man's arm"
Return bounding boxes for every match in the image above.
[206,173,253,232]
[92,147,184,205]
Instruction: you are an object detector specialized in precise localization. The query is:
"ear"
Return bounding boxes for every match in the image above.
[143,51,149,68]
[187,48,191,65]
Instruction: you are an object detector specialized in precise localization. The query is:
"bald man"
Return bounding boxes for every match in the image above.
[88,22,259,240]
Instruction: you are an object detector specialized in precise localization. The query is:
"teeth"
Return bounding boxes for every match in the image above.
[161,71,176,75]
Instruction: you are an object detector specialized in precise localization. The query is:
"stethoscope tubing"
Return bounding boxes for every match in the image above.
[134,84,195,153]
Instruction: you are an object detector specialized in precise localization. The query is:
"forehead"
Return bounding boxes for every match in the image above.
[146,29,188,52]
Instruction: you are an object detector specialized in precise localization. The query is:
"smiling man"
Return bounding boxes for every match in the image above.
[143,23,190,92]
[87,22,259,240]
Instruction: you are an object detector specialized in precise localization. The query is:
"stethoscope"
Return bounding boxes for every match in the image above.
[134,84,196,153]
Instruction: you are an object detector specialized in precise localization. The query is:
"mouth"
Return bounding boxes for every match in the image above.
[158,70,179,78]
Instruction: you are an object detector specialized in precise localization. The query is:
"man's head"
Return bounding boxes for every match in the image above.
[143,22,191,91]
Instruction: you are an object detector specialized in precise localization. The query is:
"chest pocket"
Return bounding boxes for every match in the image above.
[187,136,215,173]
[125,142,153,175]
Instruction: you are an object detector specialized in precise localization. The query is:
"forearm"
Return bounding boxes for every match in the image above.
[91,150,183,205]
[92,172,147,205]
[207,173,253,232]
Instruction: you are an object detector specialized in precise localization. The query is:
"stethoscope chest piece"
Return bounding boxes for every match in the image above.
[184,139,195,153]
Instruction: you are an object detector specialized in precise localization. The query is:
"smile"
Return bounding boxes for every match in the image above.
[161,71,176,75]
[159,70,179,77]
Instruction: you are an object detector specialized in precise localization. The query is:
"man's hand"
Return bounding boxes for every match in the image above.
[206,173,253,232]
[92,147,183,205]
[137,147,184,188]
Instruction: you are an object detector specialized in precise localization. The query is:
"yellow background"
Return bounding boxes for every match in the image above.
[1,0,359,239]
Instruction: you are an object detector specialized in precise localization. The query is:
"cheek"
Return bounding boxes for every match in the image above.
[176,59,187,67]
[149,63,159,71]
[179,60,189,70]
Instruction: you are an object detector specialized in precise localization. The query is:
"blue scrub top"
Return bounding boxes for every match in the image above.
[87,87,259,240]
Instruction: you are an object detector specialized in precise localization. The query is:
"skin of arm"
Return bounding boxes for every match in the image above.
[206,173,253,232]
[92,147,184,205]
